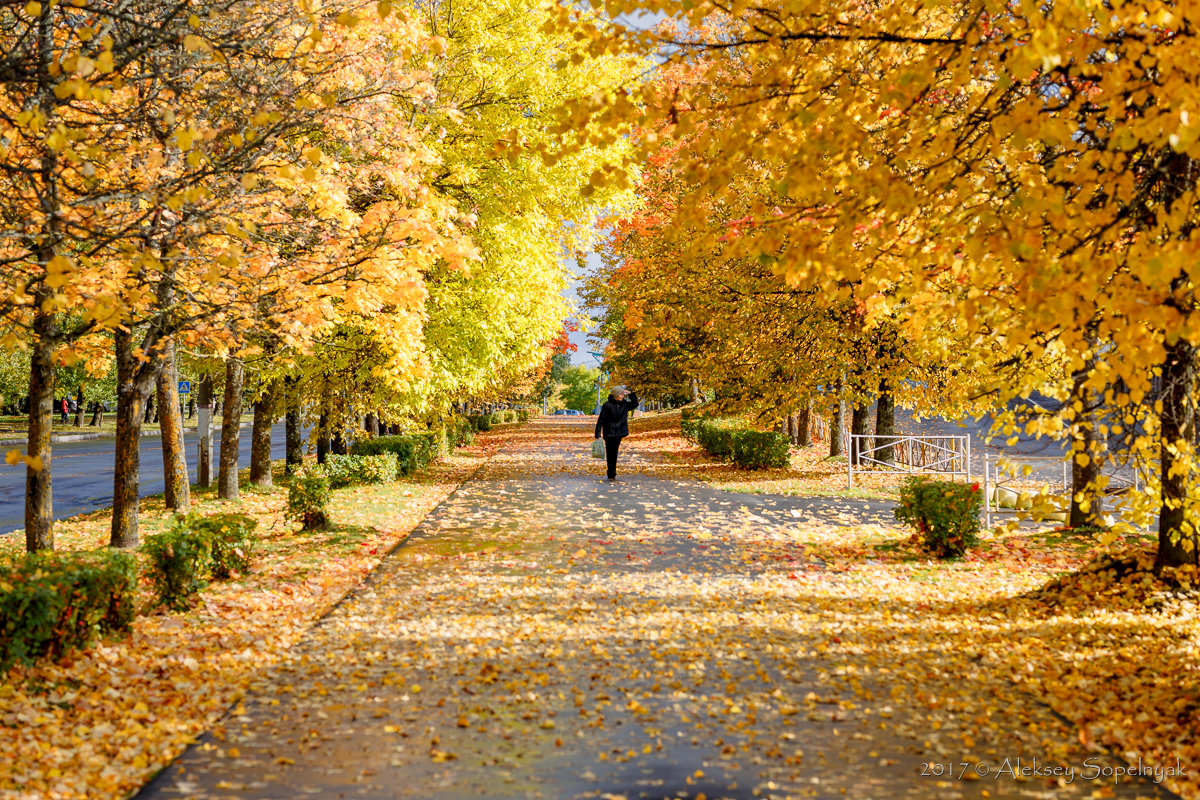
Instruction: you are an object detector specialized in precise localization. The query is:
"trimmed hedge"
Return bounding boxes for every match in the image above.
[730,430,791,469]
[195,513,258,579]
[0,549,137,670]
[143,513,259,610]
[349,424,469,476]
[693,418,791,471]
[695,418,744,458]
[324,452,399,487]
[288,474,330,530]
[680,406,704,440]
[894,477,983,558]
[142,528,213,611]
[468,414,492,432]
[451,416,475,446]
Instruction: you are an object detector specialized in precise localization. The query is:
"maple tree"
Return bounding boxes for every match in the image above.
[575,2,1200,568]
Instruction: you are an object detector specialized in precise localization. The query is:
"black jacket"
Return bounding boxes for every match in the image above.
[595,391,639,439]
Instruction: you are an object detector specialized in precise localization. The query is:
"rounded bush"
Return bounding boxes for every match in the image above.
[894,477,983,558]
[730,430,791,469]
[289,475,331,531]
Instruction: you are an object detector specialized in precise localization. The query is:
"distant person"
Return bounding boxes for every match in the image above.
[59,397,69,423]
[594,386,639,481]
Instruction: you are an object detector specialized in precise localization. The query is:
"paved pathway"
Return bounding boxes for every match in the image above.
[135,419,1174,800]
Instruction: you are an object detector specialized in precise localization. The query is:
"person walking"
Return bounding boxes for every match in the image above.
[59,397,69,423]
[594,386,639,481]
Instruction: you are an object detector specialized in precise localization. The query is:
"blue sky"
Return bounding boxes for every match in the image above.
[562,8,670,367]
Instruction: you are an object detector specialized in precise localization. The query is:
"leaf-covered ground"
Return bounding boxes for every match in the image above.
[135,415,1190,800]
[0,432,509,800]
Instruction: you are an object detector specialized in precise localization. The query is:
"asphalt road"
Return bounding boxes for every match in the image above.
[0,421,293,536]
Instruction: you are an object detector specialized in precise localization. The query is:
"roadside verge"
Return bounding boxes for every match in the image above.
[0,429,509,800]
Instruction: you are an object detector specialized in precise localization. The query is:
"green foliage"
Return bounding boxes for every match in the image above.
[142,528,213,611]
[468,413,492,432]
[183,513,258,579]
[894,477,984,559]
[694,418,746,458]
[323,453,399,487]
[451,415,475,446]
[142,513,263,609]
[680,406,706,440]
[348,435,436,476]
[560,365,601,412]
[0,550,137,670]
[488,412,503,426]
[730,430,791,470]
[288,475,330,531]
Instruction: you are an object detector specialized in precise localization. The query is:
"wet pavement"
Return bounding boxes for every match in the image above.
[135,418,1175,800]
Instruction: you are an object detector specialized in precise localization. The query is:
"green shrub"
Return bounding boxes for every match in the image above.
[288,474,330,530]
[488,411,503,426]
[695,418,744,457]
[452,416,475,446]
[730,430,791,469]
[680,406,707,440]
[0,550,137,670]
[503,409,518,424]
[142,528,213,611]
[323,453,399,487]
[468,414,492,432]
[894,477,984,558]
[429,427,451,459]
[351,435,423,474]
[185,513,258,579]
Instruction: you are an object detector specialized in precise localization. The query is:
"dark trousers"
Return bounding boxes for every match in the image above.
[604,436,622,479]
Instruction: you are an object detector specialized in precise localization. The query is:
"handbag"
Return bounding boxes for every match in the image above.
[591,439,606,459]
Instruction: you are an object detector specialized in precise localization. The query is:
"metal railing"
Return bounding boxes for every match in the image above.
[847,434,971,488]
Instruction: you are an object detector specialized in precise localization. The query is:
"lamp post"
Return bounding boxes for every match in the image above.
[589,350,605,414]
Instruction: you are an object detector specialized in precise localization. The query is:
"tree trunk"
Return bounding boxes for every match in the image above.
[1156,339,1199,569]
[187,396,195,420]
[317,379,331,464]
[285,376,303,473]
[797,400,812,447]
[156,337,190,512]
[25,322,55,552]
[332,430,347,455]
[218,358,244,500]
[365,411,379,437]
[143,394,155,424]
[830,377,846,458]
[110,328,157,549]
[875,378,896,466]
[250,381,276,487]
[1069,369,1103,529]
[197,375,214,488]
[89,402,103,427]
[850,403,871,466]
[72,386,84,427]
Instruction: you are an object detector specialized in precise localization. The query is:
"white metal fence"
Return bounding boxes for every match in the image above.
[847,434,971,488]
